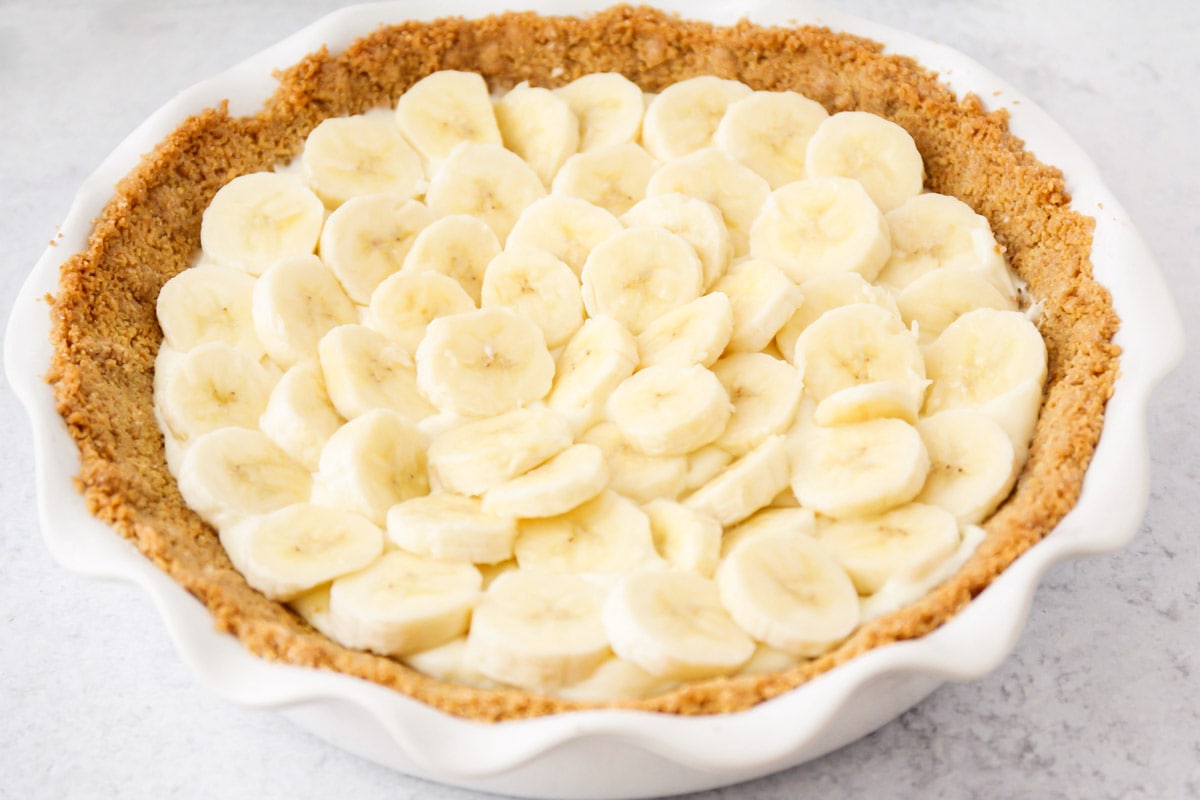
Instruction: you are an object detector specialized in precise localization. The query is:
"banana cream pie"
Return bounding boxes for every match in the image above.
[48,6,1119,720]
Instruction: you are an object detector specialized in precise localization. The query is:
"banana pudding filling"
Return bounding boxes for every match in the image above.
[50,6,1119,720]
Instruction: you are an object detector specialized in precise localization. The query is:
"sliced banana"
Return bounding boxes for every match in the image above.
[505,195,623,277]
[789,417,929,519]
[400,213,501,304]
[329,550,482,657]
[425,143,546,243]
[643,498,722,577]
[200,172,325,276]
[545,316,638,431]
[554,72,645,151]
[465,570,609,690]
[645,148,770,257]
[579,422,688,504]
[804,111,923,213]
[711,352,804,456]
[177,428,312,528]
[481,443,610,519]
[684,435,790,525]
[367,270,476,354]
[259,359,345,470]
[300,113,424,207]
[387,492,517,564]
[311,408,429,525]
[980,378,1044,460]
[916,409,1018,524]
[160,342,277,441]
[480,247,584,348]
[714,90,830,188]
[607,364,731,457]
[922,308,1048,415]
[720,506,818,558]
[556,656,676,702]
[426,407,573,497]
[580,226,703,334]
[156,264,263,356]
[318,194,434,304]
[749,176,891,284]
[318,324,433,423]
[621,193,732,289]
[635,292,733,370]
[897,267,1016,344]
[252,254,358,368]
[774,271,901,363]
[641,76,751,162]
[552,142,659,217]
[712,258,805,353]
[813,380,921,426]
[494,82,580,187]
[404,637,499,689]
[220,503,383,600]
[716,528,860,656]
[603,570,755,680]
[394,70,502,162]
[683,444,733,494]
[514,490,658,574]
[415,306,555,417]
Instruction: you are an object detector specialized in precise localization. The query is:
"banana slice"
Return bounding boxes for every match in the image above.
[897,267,1016,344]
[425,143,546,243]
[400,213,501,304]
[505,195,623,277]
[916,409,1018,524]
[311,408,429,525]
[318,324,433,423]
[415,306,555,417]
[290,583,336,638]
[481,443,610,519]
[514,490,658,574]
[494,82,580,187]
[713,90,830,188]
[716,528,860,656]
[328,550,482,657]
[426,407,573,496]
[980,378,1044,460]
[252,254,358,368]
[712,258,805,352]
[554,72,645,151]
[367,270,476,354]
[545,316,638,431]
[711,352,804,456]
[177,428,312,528]
[804,111,924,213]
[220,503,383,600]
[557,656,676,702]
[774,271,901,363]
[794,303,925,412]
[551,142,659,217]
[318,194,434,304]
[480,247,584,348]
[640,76,751,162]
[736,645,803,677]
[386,492,518,564]
[814,502,961,595]
[259,359,346,470]
[160,342,277,441]
[923,308,1048,415]
[394,70,502,162]
[603,570,755,680]
[813,380,921,426]
[684,435,790,525]
[645,148,770,257]
[300,113,424,208]
[683,444,733,493]
[635,292,733,370]
[621,193,732,289]
[789,417,929,519]
[465,570,609,690]
[156,264,263,356]
[580,226,703,334]
[607,364,731,456]
[200,172,325,276]
[579,422,688,504]
[749,176,891,284]
[877,192,1012,294]
[404,637,500,690]
[720,506,818,558]
[643,498,722,577]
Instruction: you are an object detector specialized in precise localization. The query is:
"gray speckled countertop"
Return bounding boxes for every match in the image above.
[1,2,1196,798]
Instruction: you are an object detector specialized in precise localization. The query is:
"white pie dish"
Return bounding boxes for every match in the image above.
[4,1,1184,797]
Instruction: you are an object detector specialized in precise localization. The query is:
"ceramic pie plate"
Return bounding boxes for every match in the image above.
[5,1,1184,797]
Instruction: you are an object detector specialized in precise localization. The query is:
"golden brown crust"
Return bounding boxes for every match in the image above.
[47,5,1119,721]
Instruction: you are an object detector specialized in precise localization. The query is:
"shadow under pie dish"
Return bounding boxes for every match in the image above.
[9,1,1183,797]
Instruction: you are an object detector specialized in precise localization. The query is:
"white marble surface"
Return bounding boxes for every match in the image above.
[1,1,1196,797]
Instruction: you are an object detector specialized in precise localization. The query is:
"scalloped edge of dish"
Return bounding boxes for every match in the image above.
[5,1,1184,797]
